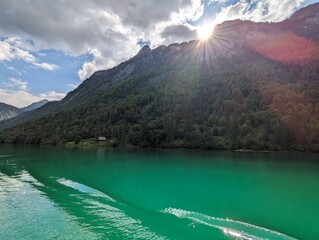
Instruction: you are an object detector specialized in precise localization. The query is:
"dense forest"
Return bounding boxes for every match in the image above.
[1,9,319,151]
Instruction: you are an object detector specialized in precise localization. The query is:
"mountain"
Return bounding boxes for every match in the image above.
[1,3,319,151]
[0,100,50,124]
[21,99,49,112]
[0,103,23,122]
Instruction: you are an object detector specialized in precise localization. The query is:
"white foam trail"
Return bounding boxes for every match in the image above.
[84,198,167,239]
[0,170,44,192]
[57,178,115,201]
[57,178,167,239]
[18,170,45,187]
[162,207,297,240]
[0,172,100,239]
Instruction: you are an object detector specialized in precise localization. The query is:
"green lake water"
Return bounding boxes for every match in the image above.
[0,145,318,239]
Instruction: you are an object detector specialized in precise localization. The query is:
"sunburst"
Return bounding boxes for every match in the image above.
[197,24,215,41]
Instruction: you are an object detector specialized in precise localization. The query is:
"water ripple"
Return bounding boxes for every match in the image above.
[57,178,167,240]
[162,207,297,240]
[0,171,99,239]
[57,178,115,201]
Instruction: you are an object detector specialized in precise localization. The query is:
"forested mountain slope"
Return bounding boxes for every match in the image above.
[1,3,319,151]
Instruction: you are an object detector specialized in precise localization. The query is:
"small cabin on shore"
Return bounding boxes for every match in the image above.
[98,136,107,141]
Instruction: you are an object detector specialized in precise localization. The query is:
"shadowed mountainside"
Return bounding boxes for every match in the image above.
[1,3,319,151]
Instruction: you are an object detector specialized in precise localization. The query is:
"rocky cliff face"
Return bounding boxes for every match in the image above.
[0,103,22,122]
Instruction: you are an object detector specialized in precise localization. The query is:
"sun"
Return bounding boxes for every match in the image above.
[197,24,214,41]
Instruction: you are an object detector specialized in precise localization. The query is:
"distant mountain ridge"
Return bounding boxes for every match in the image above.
[1,3,319,151]
[21,99,49,112]
[0,100,49,122]
[0,103,22,122]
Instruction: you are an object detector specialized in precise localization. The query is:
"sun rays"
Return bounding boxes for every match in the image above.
[179,23,234,70]
[197,23,215,41]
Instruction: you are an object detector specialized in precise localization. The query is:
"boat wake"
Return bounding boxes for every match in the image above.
[57,178,167,239]
[57,178,115,201]
[162,207,297,240]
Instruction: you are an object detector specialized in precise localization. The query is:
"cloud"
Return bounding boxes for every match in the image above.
[161,24,197,43]
[0,0,309,82]
[66,83,79,90]
[9,78,29,91]
[207,0,228,6]
[213,0,305,25]
[33,62,59,71]
[0,38,58,71]
[3,63,14,70]
[39,91,66,101]
[0,42,13,61]
[0,85,65,108]
[0,89,42,108]
[0,0,203,80]
[77,48,107,80]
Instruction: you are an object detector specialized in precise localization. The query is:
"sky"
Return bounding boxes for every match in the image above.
[0,0,318,108]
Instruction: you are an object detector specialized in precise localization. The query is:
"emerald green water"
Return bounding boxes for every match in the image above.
[0,145,318,240]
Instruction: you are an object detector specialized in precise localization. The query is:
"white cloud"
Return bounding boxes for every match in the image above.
[0,88,66,108]
[33,62,59,71]
[0,38,59,71]
[78,61,99,81]
[208,0,228,4]
[213,0,305,25]
[39,91,66,101]
[66,83,79,90]
[9,78,29,91]
[0,89,42,108]
[0,42,14,61]
[0,0,310,82]
[4,63,14,70]
[0,0,204,80]
[78,49,102,80]
[14,46,36,63]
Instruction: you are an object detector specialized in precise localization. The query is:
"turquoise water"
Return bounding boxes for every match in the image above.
[0,145,318,239]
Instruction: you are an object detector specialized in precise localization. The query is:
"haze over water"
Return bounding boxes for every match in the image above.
[0,145,318,239]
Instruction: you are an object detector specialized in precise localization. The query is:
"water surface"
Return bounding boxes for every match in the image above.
[0,145,318,239]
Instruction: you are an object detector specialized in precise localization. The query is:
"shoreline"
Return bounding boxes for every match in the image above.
[0,141,317,153]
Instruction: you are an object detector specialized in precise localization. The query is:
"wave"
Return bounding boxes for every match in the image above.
[0,170,44,192]
[0,171,101,239]
[18,170,45,187]
[162,207,297,240]
[57,178,167,239]
[57,178,115,201]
